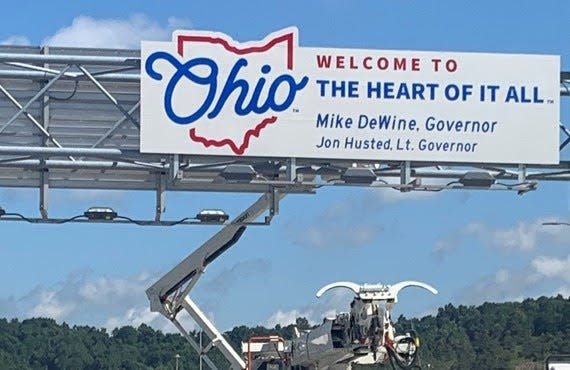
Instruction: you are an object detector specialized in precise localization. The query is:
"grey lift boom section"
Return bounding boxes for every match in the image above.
[146,191,283,370]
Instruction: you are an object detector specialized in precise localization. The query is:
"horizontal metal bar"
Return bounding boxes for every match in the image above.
[2,158,570,181]
[0,146,124,157]
[0,178,318,193]
[408,168,569,180]
[0,53,140,66]
[0,216,198,226]
[0,69,139,82]
[0,216,271,226]
[0,69,566,96]
[2,154,570,175]
[0,158,163,170]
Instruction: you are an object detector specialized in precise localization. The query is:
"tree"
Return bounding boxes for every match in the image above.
[0,296,567,369]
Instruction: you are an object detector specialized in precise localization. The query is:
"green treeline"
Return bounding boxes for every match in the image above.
[394,295,569,369]
[0,295,568,369]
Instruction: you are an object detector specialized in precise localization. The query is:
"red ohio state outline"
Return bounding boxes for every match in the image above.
[176,31,295,155]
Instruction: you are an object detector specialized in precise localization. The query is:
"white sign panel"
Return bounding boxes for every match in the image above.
[548,361,570,370]
[141,28,560,164]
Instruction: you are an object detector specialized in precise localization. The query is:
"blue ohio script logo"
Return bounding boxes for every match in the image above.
[144,31,309,155]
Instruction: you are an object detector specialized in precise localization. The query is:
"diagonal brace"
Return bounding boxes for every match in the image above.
[78,65,140,129]
[0,84,71,158]
[170,317,219,370]
[5,62,77,79]
[182,296,245,370]
[0,65,71,135]
[559,123,570,150]
[91,101,140,148]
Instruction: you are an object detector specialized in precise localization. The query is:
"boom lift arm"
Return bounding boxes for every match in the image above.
[146,190,285,370]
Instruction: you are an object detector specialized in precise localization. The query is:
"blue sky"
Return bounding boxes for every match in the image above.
[0,0,569,333]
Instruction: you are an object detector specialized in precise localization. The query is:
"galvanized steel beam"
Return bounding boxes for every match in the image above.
[0,53,140,66]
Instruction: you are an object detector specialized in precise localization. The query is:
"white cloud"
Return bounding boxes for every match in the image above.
[287,171,451,250]
[0,270,169,331]
[0,266,245,335]
[555,286,570,297]
[0,35,31,46]
[43,14,191,48]
[290,223,380,249]
[264,288,354,327]
[78,272,152,303]
[371,186,439,204]
[433,233,461,257]
[458,254,570,305]
[371,175,452,204]
[460,221,539,251]
[104,305,158,330]
[286,198,383,249]
[531,255,570,281]
[286,173,453,249]
[265,309,309,328]
[202,259,271,293]
[458,268,538,305]
[103,304,199,334]
[102,302,203,334]
[434,217,570,257]
[483,222,538,251]
[417,306,439,318]
[27,290,75,320]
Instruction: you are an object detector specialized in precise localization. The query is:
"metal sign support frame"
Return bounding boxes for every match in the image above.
[0,46,567,368]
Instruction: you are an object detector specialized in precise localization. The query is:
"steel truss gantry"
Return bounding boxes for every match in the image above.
[0,46,568,221]
[0,45,568,369]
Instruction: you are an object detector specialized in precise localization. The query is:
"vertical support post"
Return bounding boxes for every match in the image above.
[265,187,280,224]
[286,157,296,182]
[40,46,50,219]
[270,187,279,217]
[39,168,48,219]
[41,46,50,144]
[400,161,411,192]
[518,164,527,183]
[199,331,203,370]
[170,154,180,184]
[155,172,166,221]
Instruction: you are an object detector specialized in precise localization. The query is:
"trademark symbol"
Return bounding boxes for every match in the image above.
[546,99,554,104]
